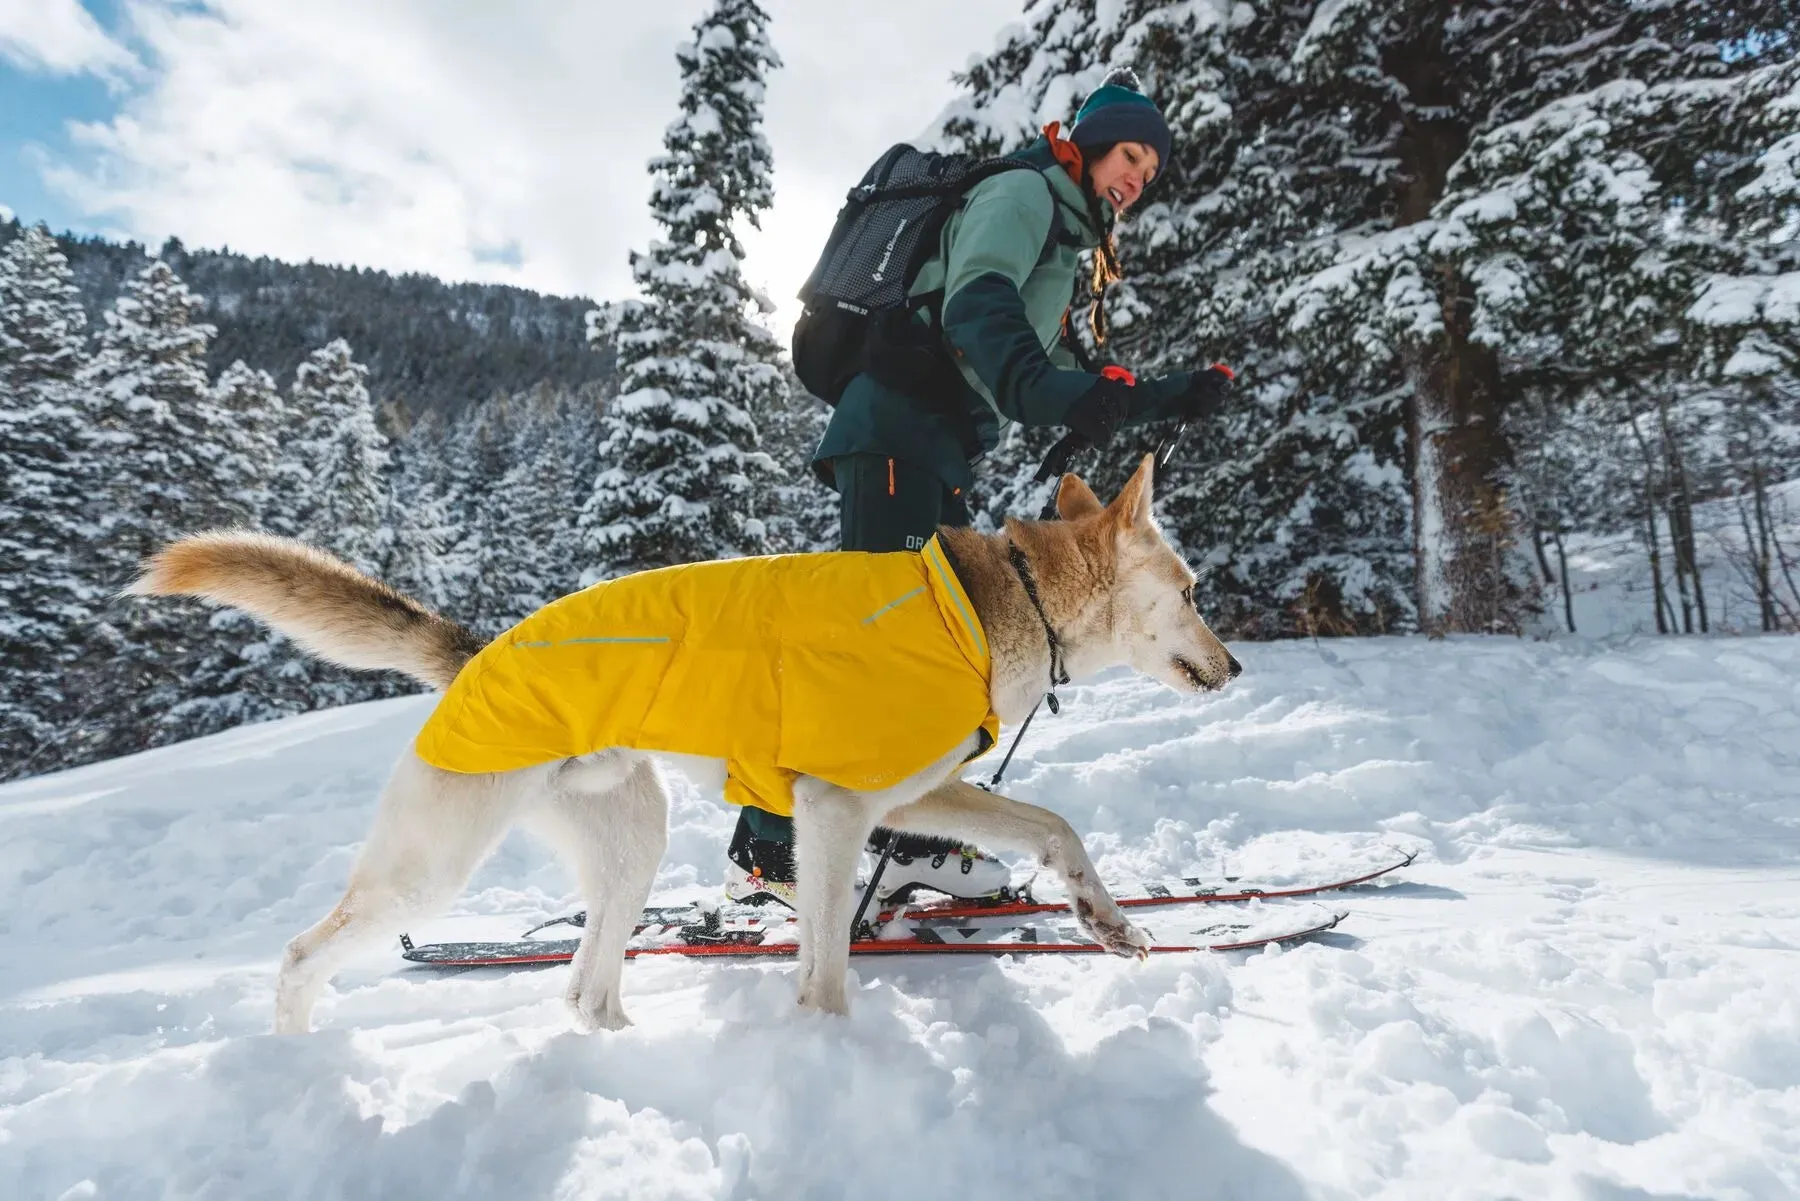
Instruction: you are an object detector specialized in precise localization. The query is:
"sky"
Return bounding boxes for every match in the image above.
[0,0,1024,334]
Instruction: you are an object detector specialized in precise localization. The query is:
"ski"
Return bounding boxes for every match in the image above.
[512,845,1416,937]
[892,846,1416,920]
[399,902,1348,967]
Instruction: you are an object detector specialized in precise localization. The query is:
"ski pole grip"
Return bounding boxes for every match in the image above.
[1033,430,1089,484]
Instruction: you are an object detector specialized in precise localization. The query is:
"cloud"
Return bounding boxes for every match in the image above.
[37,0,1019,335]
[0,0,137,78]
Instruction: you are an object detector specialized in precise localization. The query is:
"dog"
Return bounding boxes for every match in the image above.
[129,454,1240,1033]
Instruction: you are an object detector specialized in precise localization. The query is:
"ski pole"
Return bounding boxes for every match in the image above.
[1033,432,1090,519]
[850,831,896,937]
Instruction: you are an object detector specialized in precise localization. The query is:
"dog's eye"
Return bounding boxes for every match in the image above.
[1181,586,1194,610]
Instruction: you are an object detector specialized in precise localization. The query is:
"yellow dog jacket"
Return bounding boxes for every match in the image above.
[414,536,998,816]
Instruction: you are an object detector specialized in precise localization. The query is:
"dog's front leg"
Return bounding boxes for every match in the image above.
[882,778,1149,958]
[790,788,878,1015]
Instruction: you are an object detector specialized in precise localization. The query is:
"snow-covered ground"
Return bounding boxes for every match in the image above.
[2,631,1797,1199]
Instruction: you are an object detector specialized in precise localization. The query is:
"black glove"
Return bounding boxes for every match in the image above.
[1062,375,1134,450]
[1169,365,1234,421]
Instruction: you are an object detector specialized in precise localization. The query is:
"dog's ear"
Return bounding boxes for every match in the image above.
[1055,473,1105,520]
[1106,454,1156,530]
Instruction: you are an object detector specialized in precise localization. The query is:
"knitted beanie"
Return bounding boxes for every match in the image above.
[1069,68,1171,168]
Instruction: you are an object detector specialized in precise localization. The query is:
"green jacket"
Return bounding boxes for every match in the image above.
[812,138,1193,492]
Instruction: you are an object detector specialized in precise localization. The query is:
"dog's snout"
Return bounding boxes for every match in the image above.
[1226,654,1242,680]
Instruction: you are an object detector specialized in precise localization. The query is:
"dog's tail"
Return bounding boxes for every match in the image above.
[128,530,485,689]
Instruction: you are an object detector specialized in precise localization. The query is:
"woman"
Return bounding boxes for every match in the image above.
[726,70,1234,907]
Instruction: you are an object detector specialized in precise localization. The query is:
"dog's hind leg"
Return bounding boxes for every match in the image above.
[531,752,669,1032]
[274,755,529,1034]
[881,777,1149,958]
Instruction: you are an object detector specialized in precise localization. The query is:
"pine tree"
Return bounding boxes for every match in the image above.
[0,225,94,778]
[288,339,390,573]
[210,360,286,528]
[156,361,296,742]
[579,0,786,577]
[237,339,398,715]
[381,407,462,614]
[756,367,835,553]
[494,399,586,620]
[71,260,229,760]
[938,0,1800,639]
[443,395,520,632]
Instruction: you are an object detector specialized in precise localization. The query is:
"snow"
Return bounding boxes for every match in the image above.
[1292,0,1367,68]
[4,596,1799,1197]
[1689,273,1800,329]
[1725,337,1786,378]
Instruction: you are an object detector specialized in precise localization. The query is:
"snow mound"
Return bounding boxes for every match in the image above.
[3,634,1797,1199]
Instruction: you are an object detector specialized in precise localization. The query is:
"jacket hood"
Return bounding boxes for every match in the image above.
[1013,136,1111,250]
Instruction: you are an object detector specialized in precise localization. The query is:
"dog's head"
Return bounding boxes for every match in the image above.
[1053,454,1241,693]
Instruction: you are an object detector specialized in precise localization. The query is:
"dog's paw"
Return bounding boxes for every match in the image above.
[567,989,632,1033]
[1074,897,1152,959]
[795,979,851,1017]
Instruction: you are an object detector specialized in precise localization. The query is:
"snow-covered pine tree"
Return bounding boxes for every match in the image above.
[938,0,1800,639]
[243,338,399,713]
[155,360,297,743]
[491,387,588,620]
[755,367,834,553]
[210,360,286,529]
[0,225,94,778]
[1424,11,1800,635]
[288,339,389,573]
[935,2,1415,637]
[71,260,232,760]
[442,394,520,633]
[579,0,786,577]
[381,407,462,615]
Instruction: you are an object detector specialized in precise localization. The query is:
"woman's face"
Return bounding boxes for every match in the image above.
[1089,141,1160,214]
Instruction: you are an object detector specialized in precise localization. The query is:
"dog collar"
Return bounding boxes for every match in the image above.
[1006,540,1070,713]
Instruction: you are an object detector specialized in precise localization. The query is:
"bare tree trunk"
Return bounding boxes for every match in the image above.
[1684,489,1710,633]
[1741,481,1776,632]
[1751,459,1798,630]
[1530,511,1556,586]
[1657,397,1707,633]
[1390,27,1522,638]
[1668,494,1695,634]
[1650,509,1676,634]
[1552,526,1575,633]
[1777,532,1800,630]
[1629,415,1670,634]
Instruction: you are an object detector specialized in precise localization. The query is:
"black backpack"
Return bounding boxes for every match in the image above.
[792,144,1055,406]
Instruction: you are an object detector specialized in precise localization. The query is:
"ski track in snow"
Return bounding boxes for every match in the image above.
[2,635,1798,1200]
